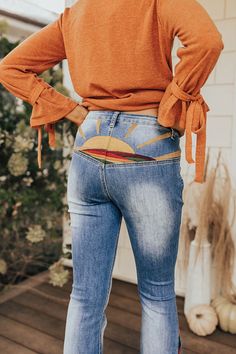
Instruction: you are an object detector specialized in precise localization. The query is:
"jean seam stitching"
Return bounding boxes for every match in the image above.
[101,168,115,201]
[98,217,122,353]
[105,157,181,168]
[99,165,113,201]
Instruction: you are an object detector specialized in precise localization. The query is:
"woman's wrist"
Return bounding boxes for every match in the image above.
[65,104,89,125]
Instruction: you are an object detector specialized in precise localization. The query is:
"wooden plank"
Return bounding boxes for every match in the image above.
[178,311,236,350]
[0,301,65,340]
[176,295,185,312]
[104,337,138,354]
[106,305,141,332]
[0,315,63,354]
[62,276,139,301]
[110,288,235,352]
[37,277,236,352]
[35,282,70,300]
[36,279,72,296]
[111,279,140,301]
[176,298,236,352]
[64,279,184,313]
[105,321,140,351]
[108,290,236,353]
[1,269,235,354]
[109,293,141,317]
[0,271,49,304]
[0,336,37,354]
[37,282,141,318]
[13,291,68,321]
[179,318,236,354]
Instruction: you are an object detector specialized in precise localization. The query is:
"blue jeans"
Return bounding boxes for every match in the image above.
[63,110,184,354]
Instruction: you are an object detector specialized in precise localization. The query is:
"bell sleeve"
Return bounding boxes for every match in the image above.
[0,8,86,168]
[157,0,224,183]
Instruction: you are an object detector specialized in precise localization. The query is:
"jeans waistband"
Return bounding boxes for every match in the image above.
[85,110,160,126]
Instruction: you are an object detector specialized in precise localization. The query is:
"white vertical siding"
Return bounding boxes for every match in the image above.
[175,0,236,294]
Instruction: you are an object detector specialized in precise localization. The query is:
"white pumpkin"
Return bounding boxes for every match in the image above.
[211,296,236,334]
[186,304,218,336]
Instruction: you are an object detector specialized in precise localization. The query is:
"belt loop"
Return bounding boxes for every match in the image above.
[170,128,175,140]
[109,111,121,128]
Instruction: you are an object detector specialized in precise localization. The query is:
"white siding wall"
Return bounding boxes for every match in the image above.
[0,15,43,41]
[174,0,236,294]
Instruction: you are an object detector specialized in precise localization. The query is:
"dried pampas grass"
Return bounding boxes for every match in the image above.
[179,149,236,304]
[209,160,236,303]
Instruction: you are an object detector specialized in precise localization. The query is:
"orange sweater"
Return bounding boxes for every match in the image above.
[0,0,224,183]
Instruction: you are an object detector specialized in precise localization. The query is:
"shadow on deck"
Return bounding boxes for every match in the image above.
[0,270,235,354]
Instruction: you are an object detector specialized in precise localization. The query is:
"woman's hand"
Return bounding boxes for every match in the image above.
[65,104,89,126]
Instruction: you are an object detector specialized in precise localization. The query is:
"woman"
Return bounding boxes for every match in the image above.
[0,0,224,353]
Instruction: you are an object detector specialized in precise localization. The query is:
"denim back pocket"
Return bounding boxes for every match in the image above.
[72,114,182,165]
[73,116,99,152]
[106,119,182,165]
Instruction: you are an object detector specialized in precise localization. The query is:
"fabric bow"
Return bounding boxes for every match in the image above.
[36,123,56,169]
[159,78,210,183]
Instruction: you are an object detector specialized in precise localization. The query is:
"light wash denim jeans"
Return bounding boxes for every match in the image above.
[63,110,184,354]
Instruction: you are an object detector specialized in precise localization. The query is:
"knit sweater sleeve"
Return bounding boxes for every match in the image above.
[157,0,224,183]
[0,8,81,128]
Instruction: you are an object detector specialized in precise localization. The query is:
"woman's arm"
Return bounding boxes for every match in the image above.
[0,8,88,128]
[157,0,224,98]
[157,0,224,182]
[0,8,88,168]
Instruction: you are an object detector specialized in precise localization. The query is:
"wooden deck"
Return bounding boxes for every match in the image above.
[0,270,235,354]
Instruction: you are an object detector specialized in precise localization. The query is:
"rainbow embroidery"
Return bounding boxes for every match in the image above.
[76,148,156,163]
[73,135,181,163]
